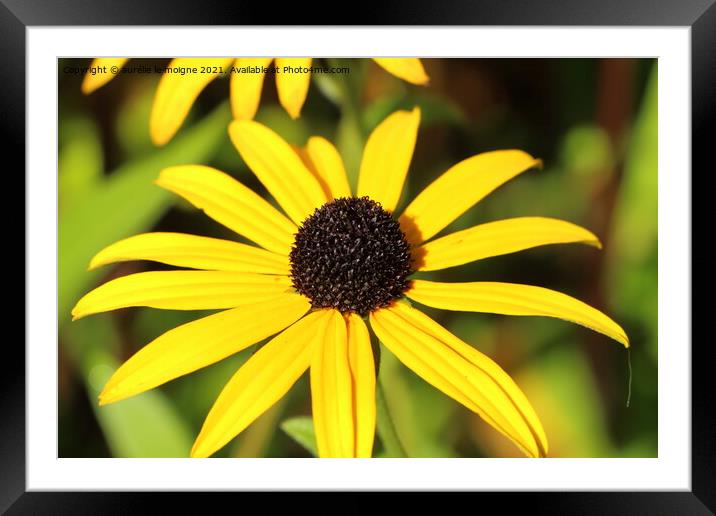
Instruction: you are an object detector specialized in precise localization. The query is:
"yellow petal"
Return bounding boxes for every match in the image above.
[71,271,293,320]
[228,120,328,225]
[191,309,332,458]
[370,303,547,458]
[311,311,355,458]
[407,280,629,347]
[81,58,129,94]
[156,165,297,255]
[275,58,312,119]
[347,313,376,457]
[416,217,601,271]
[150,58,233,146]
[372,58,429,85]
[357,108,420,212]
[99,293,311,405]
[399,150,541,244]
[310,312,376,458]
[88,232,290,275]
[304,136,352,200]
[230,57,273,120]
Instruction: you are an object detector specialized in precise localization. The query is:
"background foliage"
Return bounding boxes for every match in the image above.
[58,58,657,458]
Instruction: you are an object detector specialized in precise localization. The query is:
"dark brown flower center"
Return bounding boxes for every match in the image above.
[289,197,412,316]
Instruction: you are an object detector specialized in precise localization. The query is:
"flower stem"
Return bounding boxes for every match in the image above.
[376,379,408,458]
[329,58,366,134]
[327,58,366,187]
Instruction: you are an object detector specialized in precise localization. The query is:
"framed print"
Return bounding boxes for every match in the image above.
[8,0,710,512]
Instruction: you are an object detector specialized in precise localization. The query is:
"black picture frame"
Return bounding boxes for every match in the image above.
[7,1,709,513]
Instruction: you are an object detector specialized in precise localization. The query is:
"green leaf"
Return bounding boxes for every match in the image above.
[62,316,194,458]
[280,416,318,457]
[606,62,658,361]
[609,63,658,266]
[58,102,231,327]
[89,355,195,457]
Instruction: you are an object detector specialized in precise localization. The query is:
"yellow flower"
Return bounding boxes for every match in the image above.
[72,108,628,459]
[82,57,429,146]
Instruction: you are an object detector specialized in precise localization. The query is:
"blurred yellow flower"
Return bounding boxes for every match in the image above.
[72,108,628,459]
[82,57,429,146]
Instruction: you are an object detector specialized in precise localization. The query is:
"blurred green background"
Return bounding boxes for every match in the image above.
[58,58,657,458]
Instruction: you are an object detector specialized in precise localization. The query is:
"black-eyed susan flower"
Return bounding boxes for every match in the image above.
[82,57,429,146]
[72,107,628,459]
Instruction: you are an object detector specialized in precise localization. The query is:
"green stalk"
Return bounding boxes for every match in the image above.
[328,58,365,133]
[376,379,408,458]
[327,58,366,187]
